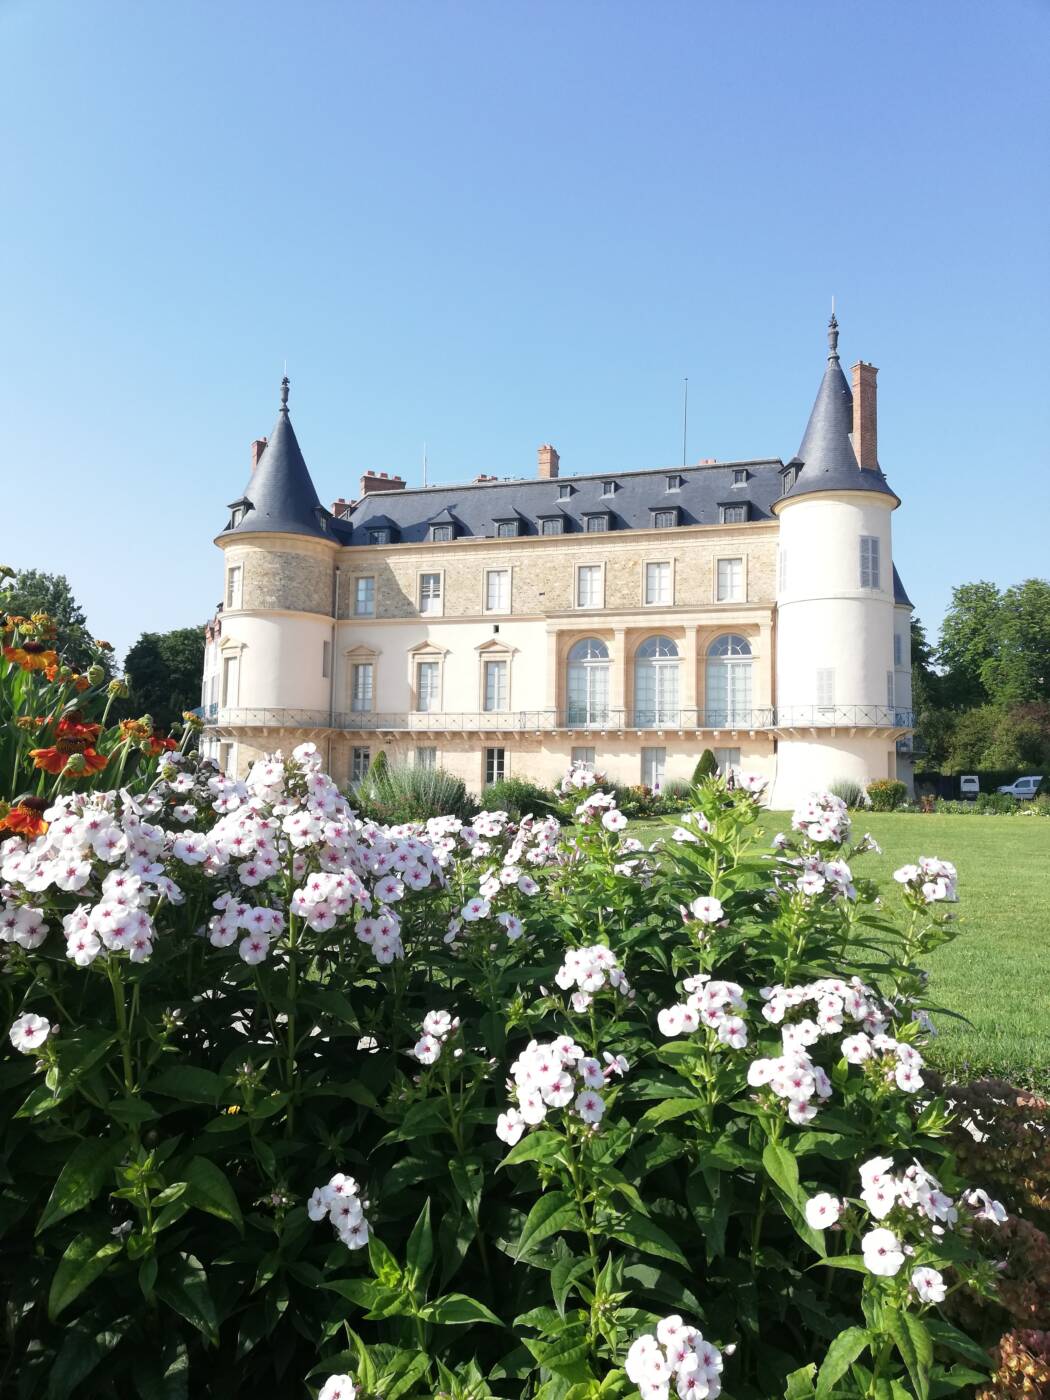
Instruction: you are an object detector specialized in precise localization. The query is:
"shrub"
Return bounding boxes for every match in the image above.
[476,776,558,819]
[867,778,908,811]
[352,760,474,823]
[656,776,693,806]
[692,748,719,783]
[829,777,869,809]
[0,655,1018,1398]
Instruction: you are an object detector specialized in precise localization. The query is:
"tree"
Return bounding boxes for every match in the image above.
[943,701,1050,773]
[937,581,1002,709]
[124,626,206,735]
[2,568,104,673]
[981,579,1050,704]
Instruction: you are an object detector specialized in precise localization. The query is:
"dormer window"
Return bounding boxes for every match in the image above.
[719,503,748,524]
[558,483,573,500]
[430,523,454,542]
[601,480,617,497]
[540,516,564,536]
[496,519,520,538]
[585,513,610,533]
[732,469,748,486]
[368,528,390,546]
[666,474,683,491]
[652,508,679,529]
[780,464,800,494]
[230,507,243,527]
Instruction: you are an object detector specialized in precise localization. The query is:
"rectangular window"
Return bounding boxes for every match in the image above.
[601,481,616,497]
[322,640,331,679]
[541,517,564,535]
[558,484,572,500]
[351,662,374,712]
[430,523,453,542]
[641,746,666,790]
[732,469,748,485]
[485,747,506,785]
[419,573,442,615]
[893,632,903,666]
[219,741,233,775]
[887,671,895,709]
[416,660,440,712]
[778,548,788,592]
[225,565,242,610]
[645,561,672,606]
[571,746,596,770]
[716,557,743,602]
[860,535,881,589]
[415,746,436,770]
[576,565,602,608]
[713,747,741,774]
[483,659,508,711]
[653,509,677,529]
[221,654,239,708]
[485,568,510,612]
[351,746,371,784]
[585,514,609,533]
[354,576,375,616]
[666,474,682,491]
[496,520,519,538]
[368,528,390,545]
[720,504,747,524]
[816,668,835,708]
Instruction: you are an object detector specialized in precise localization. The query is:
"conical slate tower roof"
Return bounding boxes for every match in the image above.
[780,315,898,506]
[221,378,330,539]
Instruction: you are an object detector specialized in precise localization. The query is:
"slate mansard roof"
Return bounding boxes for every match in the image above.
[220,378,330,541]
[337,459,787,545]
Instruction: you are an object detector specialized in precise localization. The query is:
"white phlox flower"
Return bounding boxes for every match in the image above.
[626,1316,724,1400]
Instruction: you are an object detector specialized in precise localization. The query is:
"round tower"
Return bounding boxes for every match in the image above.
[769,317,908,810]
[210,378,340,775]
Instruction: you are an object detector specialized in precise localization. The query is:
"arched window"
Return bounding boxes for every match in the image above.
[566,638,610,726]
[706,634,752,725]
[634,635,679,726]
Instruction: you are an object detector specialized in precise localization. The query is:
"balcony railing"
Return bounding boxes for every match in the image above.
[204,706,914,734]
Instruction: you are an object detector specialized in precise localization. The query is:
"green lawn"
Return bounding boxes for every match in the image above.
[636,811,1050,1090]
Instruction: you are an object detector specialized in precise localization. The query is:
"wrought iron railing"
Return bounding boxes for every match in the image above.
[204,706,914,733]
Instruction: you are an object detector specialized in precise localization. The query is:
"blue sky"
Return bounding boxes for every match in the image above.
[2,0,1048,661]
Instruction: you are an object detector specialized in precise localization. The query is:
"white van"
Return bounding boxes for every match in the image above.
[959,775,980,801]
[997,776,1044,800]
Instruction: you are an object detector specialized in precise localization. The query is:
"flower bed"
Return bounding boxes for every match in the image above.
[0,641,1028,1397]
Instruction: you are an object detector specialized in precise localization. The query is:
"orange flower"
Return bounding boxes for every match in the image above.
[3,643,59,672]
[56,716,102,742]
[0,799,49,838]
[145,736,178,756]
[29,745,109,776]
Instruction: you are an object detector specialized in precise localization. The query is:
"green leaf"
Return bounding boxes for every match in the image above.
[47,1327,106,1400]
[405,1199,434,1287]
[419,1292,502,1326]
[382,1352,431,1399]
[368,1233,402,1286]
[638,1097,705,1127]
[149,1066,224,1103]
[923,1318,991,1370]
[551,1255,593,1316]
[524,1321,593,1382]
[817,1255,869,1274]
[498,1130,564,1170]
[613,1211,689,1267]
[155,1253,218,1343]
[515,1190,578,1259]
[784,1363,817,1398]
[762,1142,800,1198]
[37,1137,125,1234]
[816,1326,871,1397]
[887,1309,932,1400]
[184,1156,243,1233]
[48,1231,123,1320]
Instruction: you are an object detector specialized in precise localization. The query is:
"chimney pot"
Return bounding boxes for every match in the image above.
[359,470,408,497]
[851,362,879,471]
[538,443,560,479]
[250,438,268,471]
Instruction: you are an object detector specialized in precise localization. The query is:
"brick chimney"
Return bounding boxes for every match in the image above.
[359,471,406,496]
[851,362,879,471]
[538,443,560,479]
[331,497,351,518]
[250,438,267,471]
[473,473,498,483]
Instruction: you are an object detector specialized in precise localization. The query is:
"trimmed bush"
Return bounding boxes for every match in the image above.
[867,778,908,811]
[476,776,558,819]
[692,748,719,783]
[829,777,869,809]
[353,760,474,823]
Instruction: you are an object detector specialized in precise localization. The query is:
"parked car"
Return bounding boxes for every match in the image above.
[996,775,1044,800]
[959,775,980,800]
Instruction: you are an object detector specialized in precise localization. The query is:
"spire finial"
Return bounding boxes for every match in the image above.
[827,303,840,361]
[280,375,290,414]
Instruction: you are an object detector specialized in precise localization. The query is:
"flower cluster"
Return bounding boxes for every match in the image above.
[893,856,958,903]
[573,789,627,831]
[555,944,632,1011]
[625,1315,725,1400]
[412,1009,460,1065]
[791,791,853,844]
[307,1172,371,1251]
[496,1037,628,1145]
[773,851,858,901]
[657,973,747,1048]
[556,761,605,796]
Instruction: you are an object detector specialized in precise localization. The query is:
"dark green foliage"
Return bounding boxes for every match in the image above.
[124,626,207,735]
[692,749,719,783]
[829,778,868,809]
[2,568,105,673]
[352,761,474,823]
[866,779,908,811]
[476,777,558,819]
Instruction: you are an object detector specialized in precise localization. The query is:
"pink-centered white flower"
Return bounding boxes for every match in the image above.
[862,1227,905,1276]
[910,1266,946,1303]
[804,1193,842,1229]
[9,1012,51,1053]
